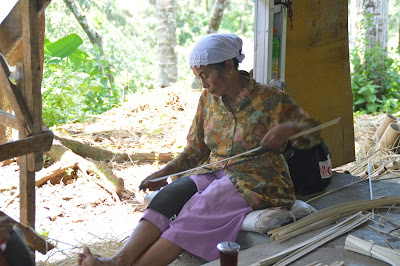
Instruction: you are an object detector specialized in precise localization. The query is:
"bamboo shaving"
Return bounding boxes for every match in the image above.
[345,235,400,265]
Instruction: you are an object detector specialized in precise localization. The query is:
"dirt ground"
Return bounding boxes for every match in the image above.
[0,84,393,265]
[0,85,203,265]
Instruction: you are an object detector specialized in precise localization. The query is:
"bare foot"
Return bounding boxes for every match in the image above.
[78,246,118,266]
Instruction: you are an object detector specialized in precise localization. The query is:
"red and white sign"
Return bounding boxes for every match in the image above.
[319,154,332,179]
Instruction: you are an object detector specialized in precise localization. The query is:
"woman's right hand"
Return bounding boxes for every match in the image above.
[139,172,168,192]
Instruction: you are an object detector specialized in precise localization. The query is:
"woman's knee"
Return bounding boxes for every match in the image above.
[147,177,197,220]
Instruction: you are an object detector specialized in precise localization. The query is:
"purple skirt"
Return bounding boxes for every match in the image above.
[142,170,253,261]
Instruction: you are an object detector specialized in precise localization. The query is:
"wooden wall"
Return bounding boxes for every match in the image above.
[0,1,46,144]
[284,0,355,167]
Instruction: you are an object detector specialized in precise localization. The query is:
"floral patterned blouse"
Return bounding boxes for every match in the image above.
[169,72,320,210]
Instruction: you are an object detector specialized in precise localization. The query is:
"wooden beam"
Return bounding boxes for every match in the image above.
[0,56,33,136]
[0,132,53,161]
[21,0,43,172]
[0,211,55,254]
[0,110,20,130]
[0,0,51,57]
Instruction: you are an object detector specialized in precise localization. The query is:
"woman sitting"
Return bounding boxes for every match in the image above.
[78,33,320,266]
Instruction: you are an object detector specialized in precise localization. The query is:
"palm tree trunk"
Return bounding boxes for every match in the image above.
[156,0,178,88]
[207,0,229,33]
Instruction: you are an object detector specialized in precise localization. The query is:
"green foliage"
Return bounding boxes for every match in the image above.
[42,33,119,127]
[40,228,50,240]
[350,15,400,114]
[43,0,255,126]
[176,1,209,46]
[44,33,83,58]
[222,1,254,39]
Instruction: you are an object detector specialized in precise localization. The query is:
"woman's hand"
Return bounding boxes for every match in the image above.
[0,216,13,244]
[259,123,300,151]
[139,172,168,192]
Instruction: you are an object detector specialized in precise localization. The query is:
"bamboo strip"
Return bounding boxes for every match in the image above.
[368,225,400,239]
[345,235,400,265]
[348,150,380,174]
[369,212,400,227]
[273,213,371,266]
[305,174,400,203]
[305,262,321,266]
[275,212,355,243]
[329,262,345,266]
[306,179,366,203]
[269,199,380,238]
[250,212,372,266]
[268,196,400,242]
[387,170,400,177]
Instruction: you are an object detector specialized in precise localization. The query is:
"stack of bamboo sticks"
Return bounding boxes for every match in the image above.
[249,196,400,266]
[250,212,372,266]
[345,235,400,265]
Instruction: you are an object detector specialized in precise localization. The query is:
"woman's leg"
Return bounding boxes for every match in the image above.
[133,238,182,266]
[78,219,162,266]
[78,177,198,265]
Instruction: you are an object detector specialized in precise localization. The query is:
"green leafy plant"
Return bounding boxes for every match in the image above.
[42,33,120,127]
[351,15,400,114]
[40,228,50,240]
[42,0,256,127]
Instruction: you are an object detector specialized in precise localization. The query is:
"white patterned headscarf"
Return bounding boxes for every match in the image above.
[189,33,245,68]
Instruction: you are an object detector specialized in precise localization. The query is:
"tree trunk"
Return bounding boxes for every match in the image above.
[351,0,388,53]
[192,0,228,89]
[156,0,178,88]
[239,0,249,35]
[207,0,228,33]
[363,0,388,53]
[352,0,388,88]
[348,0,359,56]
[63,0,114,84]
[63,0,103,54]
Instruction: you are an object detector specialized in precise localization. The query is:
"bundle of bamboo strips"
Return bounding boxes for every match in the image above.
[345,235,400,265]
[250,212,372,266]
[268,196,400,243]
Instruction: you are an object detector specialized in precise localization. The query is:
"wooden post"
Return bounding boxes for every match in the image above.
[21,0,43,171]
[19,0,42,258]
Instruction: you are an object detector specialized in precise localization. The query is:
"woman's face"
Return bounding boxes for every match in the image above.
[192,65,229,97]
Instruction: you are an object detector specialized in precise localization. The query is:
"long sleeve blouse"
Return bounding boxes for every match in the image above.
[168,72,320,210]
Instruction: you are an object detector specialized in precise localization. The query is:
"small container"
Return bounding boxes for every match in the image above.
[217,241,240,266]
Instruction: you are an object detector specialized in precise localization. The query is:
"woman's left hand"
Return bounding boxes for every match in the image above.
[259,123,300,151]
